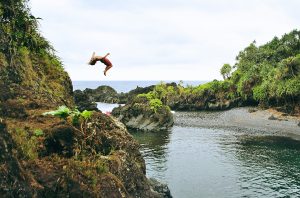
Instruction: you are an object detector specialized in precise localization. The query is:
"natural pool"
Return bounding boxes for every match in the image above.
[97,103,300,197]
[131,112,300,198]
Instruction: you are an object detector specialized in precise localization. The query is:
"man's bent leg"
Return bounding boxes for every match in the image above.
[104,65,113,76]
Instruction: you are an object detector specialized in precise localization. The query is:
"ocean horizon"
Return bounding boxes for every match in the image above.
[72,80,207,93]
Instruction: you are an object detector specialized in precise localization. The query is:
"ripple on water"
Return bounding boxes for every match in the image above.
[131,113,300,198]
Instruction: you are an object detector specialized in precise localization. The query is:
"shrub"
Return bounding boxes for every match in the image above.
[12,128,39,160]
[149,98,163,113]
[43,106,94,134]
[34,129,44,137]
[43,105,71,120]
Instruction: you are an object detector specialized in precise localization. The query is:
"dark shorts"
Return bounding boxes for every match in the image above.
[100,57,112,66]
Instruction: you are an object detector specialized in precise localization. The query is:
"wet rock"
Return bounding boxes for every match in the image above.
[268,115,277,120]
[148,178,172,198]
[248,107,258,113]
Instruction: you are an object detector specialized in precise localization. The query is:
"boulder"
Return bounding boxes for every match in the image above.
[84,85,119,103]
[268,115,277,120]
[112,97,174,132]
[73,90,98,111]
[148,178,172,198]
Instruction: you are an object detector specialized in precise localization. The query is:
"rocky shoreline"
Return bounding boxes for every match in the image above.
[174,107,300,139]
[74,83,299,134]
[112,96,174,132]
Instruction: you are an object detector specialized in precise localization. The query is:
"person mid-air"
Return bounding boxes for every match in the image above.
[88,52,113,76]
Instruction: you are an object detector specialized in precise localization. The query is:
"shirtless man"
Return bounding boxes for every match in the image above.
[88,52,113,76]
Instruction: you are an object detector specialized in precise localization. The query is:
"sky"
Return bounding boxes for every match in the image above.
[30,0,300,81]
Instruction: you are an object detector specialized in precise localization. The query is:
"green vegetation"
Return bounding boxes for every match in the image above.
[43,106,94,134]
[137,92,165,113]
[0,0,74,109]
[0,0,59,72]
[43,106,93,123]
[12,128,39,160]
[43,105,71,120]
[220,64,232,80]
[136,30,300,113]
[34,128,44,136]
[149,99,163,113]
[231,31,300,110]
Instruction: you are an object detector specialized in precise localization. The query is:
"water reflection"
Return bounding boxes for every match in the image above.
[130,130,171,180]
[234,135,300,197]
[128,111,300,198]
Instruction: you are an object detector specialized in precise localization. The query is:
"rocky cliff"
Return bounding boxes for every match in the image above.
[112,95,174,132]
[0,1,74,117]
[0,1,171,197]
[1,111,170,197]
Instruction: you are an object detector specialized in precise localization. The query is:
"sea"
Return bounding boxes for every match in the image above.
[72,80,205,93]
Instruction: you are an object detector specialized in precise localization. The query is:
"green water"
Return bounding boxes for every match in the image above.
[131,112,300,198]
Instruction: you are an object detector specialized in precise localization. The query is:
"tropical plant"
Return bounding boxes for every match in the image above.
[43,106,94,135]
[43,105,71,120]
[220,63,232,80]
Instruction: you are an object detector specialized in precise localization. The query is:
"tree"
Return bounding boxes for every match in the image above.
[220,63,232,80]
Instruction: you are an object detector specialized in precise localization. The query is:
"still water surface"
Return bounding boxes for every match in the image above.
[97,103,300,197]
[131,112,300,198]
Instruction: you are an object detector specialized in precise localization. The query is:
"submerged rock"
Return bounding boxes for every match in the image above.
[112,96,174,132]
[148,178,172,198]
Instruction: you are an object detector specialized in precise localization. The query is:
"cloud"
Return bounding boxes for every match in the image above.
[30,0,300,81]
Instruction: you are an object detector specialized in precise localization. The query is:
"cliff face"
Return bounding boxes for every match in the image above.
[1,112,163,197]
[0,120,33,197]
[0,49,74,117]
[0,1,169,197]
[112,96,174,132]
[0,0,74,118]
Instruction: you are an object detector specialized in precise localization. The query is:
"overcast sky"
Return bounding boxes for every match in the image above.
[30,0,300,81]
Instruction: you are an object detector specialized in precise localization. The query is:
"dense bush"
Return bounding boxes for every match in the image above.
[139,30,300,112]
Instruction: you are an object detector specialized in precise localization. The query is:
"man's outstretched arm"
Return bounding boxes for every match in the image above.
[104,53,110,58]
